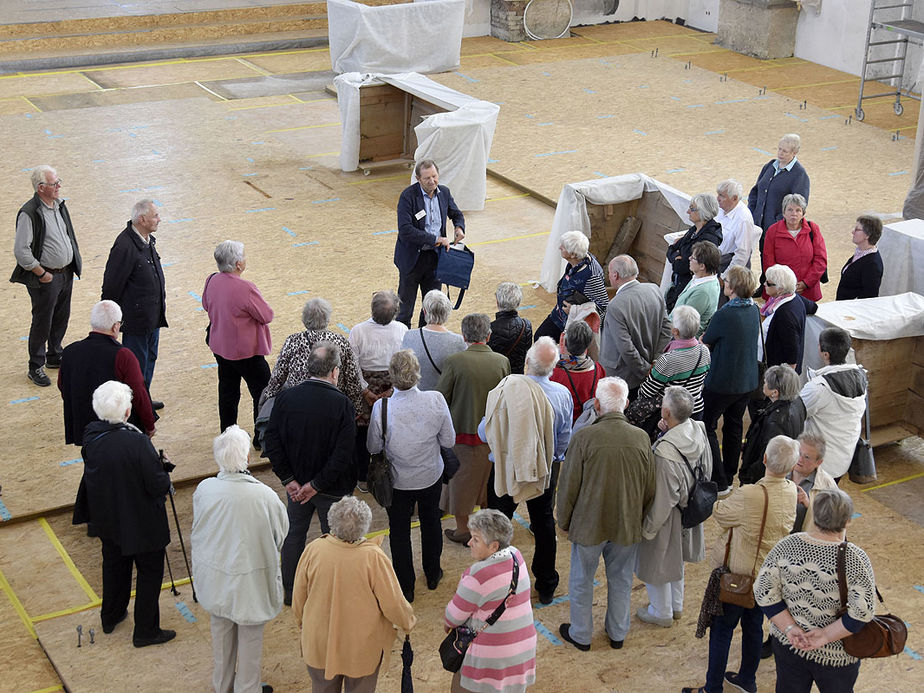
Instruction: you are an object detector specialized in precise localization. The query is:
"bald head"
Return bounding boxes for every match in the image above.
[525,336,559,377]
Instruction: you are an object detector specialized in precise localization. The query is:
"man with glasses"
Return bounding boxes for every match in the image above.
[11,165,82,387]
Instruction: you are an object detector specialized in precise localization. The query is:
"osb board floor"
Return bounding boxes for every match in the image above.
[0,19,921,693]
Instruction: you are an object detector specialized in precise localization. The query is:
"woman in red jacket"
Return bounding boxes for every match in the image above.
[761,194,827,302]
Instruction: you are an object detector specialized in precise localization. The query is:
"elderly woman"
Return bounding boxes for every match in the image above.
[837,215,884,300]
[760,264,808,373]
[683,435,799,693]
[551,320,606,424]
[445,509,536,693]
[401,290,466,390]
[635,306,711,432]
[637,387,712,627]
[191,425,288,693]
[715,179,760,279]
[739,365,807,485]
[756,489,875,692]
[367,350,455,603]
[488,282,533,374]
[748,134,811,248]
[202,240,274,434]
[534,230,609,343]
[293,495,416,692]
[72,381,174,647]
[665,194,723,310]
[701,266,760,493]
[673,241,722,336]
[261,297,363,414]
[761,194,827,302]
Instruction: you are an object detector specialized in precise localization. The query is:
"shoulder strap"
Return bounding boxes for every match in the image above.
[837,540,884,612]
[381,397,388,442]
[481,554,520,630]
[503,320,527,357]
[756,304,767,366]
[750,485,770,577]
[679,348,704,387]
[419,328,441,375]
[562,367,580,399]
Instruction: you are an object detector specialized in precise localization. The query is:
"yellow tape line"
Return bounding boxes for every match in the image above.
[27,686,64,693]
[468,231,550,247]
[32,600,101,623]
[38,518,99,603]
[349,173,410,185]
[0,566,36,638]
[263,122,340,133]
[860,471,924,493]
[776,78,857,91]
[305,151,340,158]
[486,193,530,202]
[21,96,41,112]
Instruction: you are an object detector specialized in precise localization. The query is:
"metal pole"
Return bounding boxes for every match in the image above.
[160,449,197,602]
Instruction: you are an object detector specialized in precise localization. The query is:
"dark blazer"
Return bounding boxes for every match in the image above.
[10,193,82,287]
[394,183,465,273]
[73,420,170,555]
[101,223,167,335]
[738,398,807,484]
[264,378,357,496]
[765,295,807,373]
[747,159,810,232]
[836,252,883,300]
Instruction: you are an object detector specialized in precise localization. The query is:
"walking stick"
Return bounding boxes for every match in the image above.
[160,449,197,602]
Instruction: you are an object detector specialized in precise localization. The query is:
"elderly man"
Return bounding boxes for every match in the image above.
[395,159,465,327]
[557,377,656,651]
[12,165,82,387]
[716,179,760,281]
[799,326,867,481]
[481,336,572,604]
[437,313,510,543]
[683,435,798,693]
[59,300,156,445]
[263,342,356,604]
[72,380,174,647]
[598,255,671,397]
[748,134,811,258]
[192,425,288,693]
[101,199,167,407]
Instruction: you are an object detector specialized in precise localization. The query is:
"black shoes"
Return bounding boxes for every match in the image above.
[102,610,128,634]
[538,591,555,605]
[284,589,292,606]
[133,628,176,648]
[151,400,164,411]
[606,630,624,649]
[427,569,444,591]
[28,368,51,387]
[558,623,590,651]
[44,358,61,369]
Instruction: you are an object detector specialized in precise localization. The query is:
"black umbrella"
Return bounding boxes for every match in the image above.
[401,634,414,693]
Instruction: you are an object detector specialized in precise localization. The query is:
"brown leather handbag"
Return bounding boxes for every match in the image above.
[836,542,907,658]
[719,485,769,609]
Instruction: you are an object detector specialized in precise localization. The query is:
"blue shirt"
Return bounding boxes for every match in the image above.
[420,184,441,246]
[772,156,798,175]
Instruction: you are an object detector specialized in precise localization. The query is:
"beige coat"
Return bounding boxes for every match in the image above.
[292,535,416,678]
[801,467,838,534]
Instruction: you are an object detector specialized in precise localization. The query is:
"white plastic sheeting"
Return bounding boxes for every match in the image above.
[327,0,465,75]
[880,220,924,297]
[539,173,692,292]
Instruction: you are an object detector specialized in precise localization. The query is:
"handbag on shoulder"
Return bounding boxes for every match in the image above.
[367,398,394,508]
[719,485,768,609]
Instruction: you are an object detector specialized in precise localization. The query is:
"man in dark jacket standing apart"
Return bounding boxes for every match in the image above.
[395,159,465,327]
[101,199,167,408]
[263,341,357,604]
[11,165,82,387]
[73,380,174,647]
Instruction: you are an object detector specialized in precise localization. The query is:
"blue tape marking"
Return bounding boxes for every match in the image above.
[583,88,596,94]
[487,158,499,163]
[21,168,34,172]
[287,290,310,296]
[633,129,647,135]
[537,122,553,126]
[493,101,505,105]
[337,322,351,334]
[93,159,106,163]
[596,114,614,119]
[132,125,150,130]
[10,396,40,404]
[251,141,265,145]
[715,98,747,104]
[752,95,771,100]
[525,114,535,118]
[819,146,838,151]
[686,104,705,108]
[201,363,218,369]
[161,262,175,268]
[456,73,479,83]
[188,291,202,302]
[242,172,258,177]
[167,218,194,224]
[246,207,276,213]
[196,307,203,311]
[298,166,313,170]
[705,129,725,135]
[818,115,840,120]
[914,585,924,595]
[670,96,681,101]
[535,150,577,158]
[665,168,686,174]
[519,304,537,310]
[47,135,63,139]
[533,580,602,610]
[593,171,608,178]
[128,132,137,138]
[850,512,862,519]
[20,335,28,340]
[752,147,773,156]
[175,601,198,623]
[293,241,319,247]
[107,128,123,133]
[120,188,142,193]
[0,499,11,522]
[373,229,398,236]
[246,157,254,163]
[151,199,163,207]
[904,646,922,661]
[59,458,82,467]
[889,171,909,176]
[785,113,809,122]
[151,150,161,155]
[534,620,562,645]
[145,185,164,190]
[312,198,339,204]
[637,84,649,89]
[283,226,296,237]
[45,129,52,135]
[25,113,32,118]
[512,512,529,530]
[541,72,551,77]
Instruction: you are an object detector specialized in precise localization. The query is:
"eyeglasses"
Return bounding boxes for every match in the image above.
[41,179,62,188]
[688,206,699,213]
[765,281,777,288]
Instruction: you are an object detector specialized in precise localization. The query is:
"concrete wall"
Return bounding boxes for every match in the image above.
[686,0,719,32]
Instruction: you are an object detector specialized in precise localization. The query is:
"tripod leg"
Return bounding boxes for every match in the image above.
[164,550,179,596]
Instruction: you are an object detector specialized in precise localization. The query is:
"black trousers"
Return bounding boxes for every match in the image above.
[100,538,164,639]
[771,635,860,692]
[26,270,73,371]
[386,478,443,599]
[702,388,750,489]
[487,460,561,598]
[396,250,440,328]
[532,315,562,344]
[215,353,271,432]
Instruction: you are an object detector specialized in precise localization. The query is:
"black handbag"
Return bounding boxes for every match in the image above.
[439,554,519,672]
[435,244,475,310]
[849,385,877,484]
[660,440,717,529]
[367,398,394,508]
[441,446,460,482]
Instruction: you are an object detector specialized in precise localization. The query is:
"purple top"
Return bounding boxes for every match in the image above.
[202,272,273,361]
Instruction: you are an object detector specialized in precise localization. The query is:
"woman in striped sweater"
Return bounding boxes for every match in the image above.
[445,509,537,693]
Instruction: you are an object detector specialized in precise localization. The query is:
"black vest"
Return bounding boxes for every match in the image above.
[10,193,82,287]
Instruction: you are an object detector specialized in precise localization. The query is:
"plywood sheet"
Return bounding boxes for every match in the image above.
[0,71,101,98]
[29,83,217,111]
[83,59,262,89]
[572,20,701,40]
[243,49,333,74]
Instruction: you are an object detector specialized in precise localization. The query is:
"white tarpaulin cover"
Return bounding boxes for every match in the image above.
[540,174,692,292]
[878,219,924,297]
[327,0,465,75]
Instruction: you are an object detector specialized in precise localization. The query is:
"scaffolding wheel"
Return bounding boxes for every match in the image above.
[894,102,904,116]
[363,168,371,176]
[855,107,865,121]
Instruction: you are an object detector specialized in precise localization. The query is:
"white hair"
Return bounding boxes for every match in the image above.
[560,231,590,260]
[717,179,743,199]
[609,254,639,279]
[31,165,55,192]
[690,193,720,222]
[765,435,800,476]
[132,199,155,222]
[525,336,559,377]
[596,376,628,414]
[92,380,132,424]
[495,282,523,312]
[423,289,452,325]
[301,297,332,331]
[766,264,798,295]
[671,305,700,340]
[328,495,372,542]
[214,240,245,273]
[213,425,250,474]
[662,385,694,422]
[779,133,801,153]
[90,300,122,332]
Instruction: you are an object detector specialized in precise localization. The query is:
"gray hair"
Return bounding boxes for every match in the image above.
[559,231,590,260]
[609,254,639,279]
[307,341,340,378]
[781,193,807,215]
[764,435,800,476]
[671,305,700,340]
[662,385,694,422]
[461,313,492,343]
[798,431,827,460]
[371,290,399,325]
[132,199,155,222]
[525,336,558,377]
[596,376,628,414]
[564,320,593,356]
[214,240,245,273]
[812,489,854,533]
[691,193,720,222]
[779,133,801,153]
[213,425,250,474]
[301,297,332,331]
[764,365,801,401]
[716,179,743,199]
[90,300,122,332]
[423,290,452,325]
[327,495,372,542]
[31,165,56,191]
[92,380,132,424]
[415,159,438,178]
[467,508,513,551]
[765,264,797,295]
[495,282,523,312]
[389,349,421,390]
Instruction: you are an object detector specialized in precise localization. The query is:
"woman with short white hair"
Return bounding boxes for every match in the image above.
[760,264,808,373]
[488,282,533,374]
[401,290,466,390]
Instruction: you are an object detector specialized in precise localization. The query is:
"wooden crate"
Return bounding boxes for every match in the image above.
[853,334,924,444]
[357,83,447,165]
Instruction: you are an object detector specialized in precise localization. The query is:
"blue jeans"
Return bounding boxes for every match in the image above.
[281,493,335,592]
[705,602,764,693]
[122,329,160,389]
[567,541,637,645]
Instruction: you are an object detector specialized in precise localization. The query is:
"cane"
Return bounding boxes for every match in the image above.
[160,449,197,603]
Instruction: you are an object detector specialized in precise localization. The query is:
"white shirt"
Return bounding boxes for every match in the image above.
[717,201,761,278]
[348,318,408,386]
